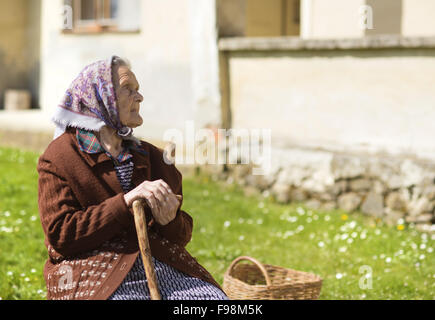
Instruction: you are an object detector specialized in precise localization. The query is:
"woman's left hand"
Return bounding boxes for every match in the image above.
[145,179,182,226]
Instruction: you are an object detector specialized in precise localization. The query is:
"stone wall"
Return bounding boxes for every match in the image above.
[202,146,435,233]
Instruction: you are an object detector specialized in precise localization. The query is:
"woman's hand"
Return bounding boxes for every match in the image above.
[123,179,182,225]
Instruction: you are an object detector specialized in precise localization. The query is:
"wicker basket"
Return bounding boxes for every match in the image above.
[223,256,322,300]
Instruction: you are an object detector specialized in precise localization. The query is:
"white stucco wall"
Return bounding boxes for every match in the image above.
[402,0,435,37]
[228,49,435,161]
[39,0,220,141]
[301,0,365,39]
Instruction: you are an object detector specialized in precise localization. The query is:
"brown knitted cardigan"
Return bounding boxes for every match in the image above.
[37,126,223,300]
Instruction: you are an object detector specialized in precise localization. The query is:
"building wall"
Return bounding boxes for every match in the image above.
[228,48,435,161]
[402,0,435,37]
[302,0,435,39]
[301,0,365,39]
[39,0,221,141]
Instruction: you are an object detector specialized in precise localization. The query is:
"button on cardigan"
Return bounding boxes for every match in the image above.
[37,126,224,300]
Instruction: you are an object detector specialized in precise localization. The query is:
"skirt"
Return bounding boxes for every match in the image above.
[108,255,229,300]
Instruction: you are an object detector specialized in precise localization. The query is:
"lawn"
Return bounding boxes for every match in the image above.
[0,146,434,300]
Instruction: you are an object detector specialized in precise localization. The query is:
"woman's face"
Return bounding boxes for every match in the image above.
[114,65,144,128]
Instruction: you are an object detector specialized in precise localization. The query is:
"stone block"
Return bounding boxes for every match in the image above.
[337,192,362,212]
[361,192,384,218]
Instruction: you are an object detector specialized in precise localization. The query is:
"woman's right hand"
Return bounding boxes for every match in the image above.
[123,179,182,225]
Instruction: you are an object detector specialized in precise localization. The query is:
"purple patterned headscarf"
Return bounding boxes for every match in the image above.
[52,56,140,144]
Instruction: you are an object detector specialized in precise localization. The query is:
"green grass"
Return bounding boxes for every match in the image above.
[0,146,434,300]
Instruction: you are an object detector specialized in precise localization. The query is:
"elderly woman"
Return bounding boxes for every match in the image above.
[37,56,228,300]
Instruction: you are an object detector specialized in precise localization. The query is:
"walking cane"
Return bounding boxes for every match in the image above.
[132,199,162,300]
[132,195,182,300]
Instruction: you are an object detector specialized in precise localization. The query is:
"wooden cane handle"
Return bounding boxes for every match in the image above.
[132,199,162,300]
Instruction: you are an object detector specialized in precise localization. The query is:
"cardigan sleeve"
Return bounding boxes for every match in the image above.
[152,166,193,248]
[37,156,134,257]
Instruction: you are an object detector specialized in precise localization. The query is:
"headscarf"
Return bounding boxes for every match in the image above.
[51,56,140,145]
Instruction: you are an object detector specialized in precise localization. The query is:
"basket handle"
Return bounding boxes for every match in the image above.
[226,256,272,286]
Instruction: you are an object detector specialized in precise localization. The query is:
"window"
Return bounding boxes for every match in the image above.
[217,0,300,38]
[64,0,140,33]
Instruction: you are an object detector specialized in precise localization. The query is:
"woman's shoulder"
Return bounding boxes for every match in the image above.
[39,128,79,164]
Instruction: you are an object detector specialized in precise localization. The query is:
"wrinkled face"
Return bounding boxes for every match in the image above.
[113,65,144,128]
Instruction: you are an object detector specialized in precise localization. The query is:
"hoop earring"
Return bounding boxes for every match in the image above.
[117,126,132,137]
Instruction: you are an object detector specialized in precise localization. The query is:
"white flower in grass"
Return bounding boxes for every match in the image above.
[338,246,347,253]
[30,216,37,221]
[419,254,425,260]
[258,201,264,209]
[313,215,319,221]
[31,268,36,273]
[296,207,305,216]
[336,273,343,279]
[318,241,325,248]
[1,227,13,233]
[238,218,244,224]
[202,190,209,197]
[256,218,263,225]
[223,221,231,228]
[238,235,245,241]
[4,211,10,217]
[306,217,312,223]
[340,233,348,241]
[7,271,13,276]
[427,247,433,253]
[284,231,294,239]
[24,277,30,282]
[324,215,331,222]
[287,216,297,223]
[347,238,353,244]
[395,249,404,256]
[385,257,392,263]
[296,225,304,233]
[351,232,358,238]
[419,244,426,250]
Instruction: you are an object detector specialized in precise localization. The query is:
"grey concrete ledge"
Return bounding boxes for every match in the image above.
[218,35,435,52]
